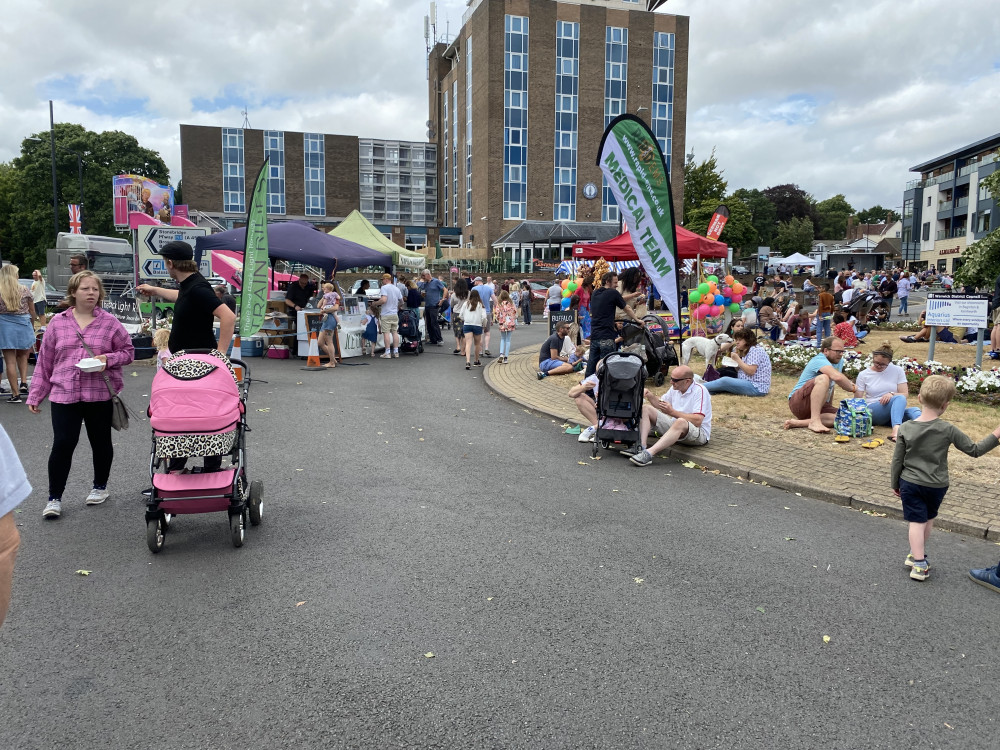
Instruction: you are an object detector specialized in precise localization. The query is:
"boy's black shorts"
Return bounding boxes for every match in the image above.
[899,479,948,523]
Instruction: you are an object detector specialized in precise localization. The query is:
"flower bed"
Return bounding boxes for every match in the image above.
[763,342,1000,398]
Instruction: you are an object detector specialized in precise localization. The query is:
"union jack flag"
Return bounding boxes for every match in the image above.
[68,204,82,234]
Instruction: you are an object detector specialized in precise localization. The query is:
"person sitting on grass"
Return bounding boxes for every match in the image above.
[891,375,1000,582]
[855,341,920,442]
[702,328,770,397]
[536,321,576,380]
[832,311,866,347]
[623,365,712,467]
[783,336,860,433]
[900,310,958,344]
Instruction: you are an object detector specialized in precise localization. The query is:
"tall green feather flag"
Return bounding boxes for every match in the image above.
[239,158,269,338]
[597,115,680,323]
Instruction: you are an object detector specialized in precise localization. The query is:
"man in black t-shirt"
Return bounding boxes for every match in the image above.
[137,241,237,473]
[285,273,316,315]
[137,241,236,355]
[585,271,643,377]
[752,274,766,295]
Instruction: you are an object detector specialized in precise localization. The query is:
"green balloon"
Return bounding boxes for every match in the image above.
[567,282,578,293]
[698,282,710,295]
[707,275,719,284]
[729,302,740,313]
[689,291,701,303]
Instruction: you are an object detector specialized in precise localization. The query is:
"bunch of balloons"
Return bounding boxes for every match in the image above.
[687,274,747,320]
[559,277,585,310]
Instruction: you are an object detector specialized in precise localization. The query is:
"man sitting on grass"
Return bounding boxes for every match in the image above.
[783,336,860,433]
[623,365,712,466]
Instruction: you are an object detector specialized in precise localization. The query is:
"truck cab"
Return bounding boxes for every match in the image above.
[47,232,135,298]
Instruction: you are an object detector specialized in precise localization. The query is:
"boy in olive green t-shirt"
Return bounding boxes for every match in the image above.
[891,375,1000,582]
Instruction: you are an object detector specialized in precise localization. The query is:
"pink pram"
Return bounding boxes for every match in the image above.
[145,349,263,551]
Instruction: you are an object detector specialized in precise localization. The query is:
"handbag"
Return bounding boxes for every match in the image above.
[76,330,136,431]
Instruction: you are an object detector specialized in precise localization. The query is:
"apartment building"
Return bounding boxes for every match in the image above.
[901,133,1000,272]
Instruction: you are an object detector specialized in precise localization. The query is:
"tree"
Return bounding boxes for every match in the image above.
[954,171,1000,290]
[856,205,900,224]
[762,183,817,234]
[814,194,855,239]
[0,123,170,269]
[684,196,756,254]
[772,217,815,256]
[683,148,727,221]
[731,188,777,249]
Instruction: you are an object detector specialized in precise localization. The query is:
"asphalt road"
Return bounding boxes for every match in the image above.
[2,316,999,750]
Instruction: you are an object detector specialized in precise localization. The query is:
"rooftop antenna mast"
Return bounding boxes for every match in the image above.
[241,108,251,129]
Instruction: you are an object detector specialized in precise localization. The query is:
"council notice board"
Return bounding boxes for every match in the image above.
[925,293,990,329]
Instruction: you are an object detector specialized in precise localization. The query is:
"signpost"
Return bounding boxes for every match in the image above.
[102,292,143,334]
[925,292,990,365]
[136,226,210,279]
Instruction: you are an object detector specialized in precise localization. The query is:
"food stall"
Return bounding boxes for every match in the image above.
[196,221,392,361]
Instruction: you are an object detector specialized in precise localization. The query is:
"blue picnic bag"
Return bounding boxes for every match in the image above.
[834,398,873,438]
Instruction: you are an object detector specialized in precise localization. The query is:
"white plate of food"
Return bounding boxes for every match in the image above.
[76,358,105,373]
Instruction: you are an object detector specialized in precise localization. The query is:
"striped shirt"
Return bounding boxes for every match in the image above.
[27,308,134,406]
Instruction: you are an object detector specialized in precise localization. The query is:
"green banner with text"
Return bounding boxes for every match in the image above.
[597,115,680,323]
[239,158,270,338]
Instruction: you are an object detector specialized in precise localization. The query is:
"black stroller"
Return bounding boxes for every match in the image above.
[398,307,424,355]
[591,352,646,458]
[619,316,678,386]
[845,289,889,326]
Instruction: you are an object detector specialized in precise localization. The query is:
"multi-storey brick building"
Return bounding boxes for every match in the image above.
[428,0,688,260]
[179,125,444,249]
[901,133,1000,272]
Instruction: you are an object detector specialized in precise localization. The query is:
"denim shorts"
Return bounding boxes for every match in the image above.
[320,315,338,331]
[463,324,483,336]
[899,479,947,523]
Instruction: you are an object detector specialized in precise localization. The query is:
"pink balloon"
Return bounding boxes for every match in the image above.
[698,304,711,318]
[722,287,732,297]
[710,305,722,317]
[689,306,700,319]
[732,294,742,303]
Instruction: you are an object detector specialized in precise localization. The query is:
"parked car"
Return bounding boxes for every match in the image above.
[520,278,552,301]
[731,265,749,275]
[349,278,383,300]
[18,278,62,308]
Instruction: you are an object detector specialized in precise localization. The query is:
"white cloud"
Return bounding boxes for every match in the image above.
[1,0,999,214]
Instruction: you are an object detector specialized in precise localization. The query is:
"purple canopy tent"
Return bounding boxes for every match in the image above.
[195,220,391,275]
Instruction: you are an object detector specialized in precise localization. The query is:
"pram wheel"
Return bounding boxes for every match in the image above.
[146,517,166,553]
[230,511,245,547]
[654,371,665,387]
[248,480,263,526]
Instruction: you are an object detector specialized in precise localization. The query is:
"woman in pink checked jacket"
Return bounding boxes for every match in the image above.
[27,271,134,520]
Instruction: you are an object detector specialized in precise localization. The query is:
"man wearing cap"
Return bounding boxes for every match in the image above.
[137,241,235,356]
[419,269,446,346]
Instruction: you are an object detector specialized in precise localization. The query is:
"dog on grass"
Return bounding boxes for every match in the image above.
[681,334,734,368]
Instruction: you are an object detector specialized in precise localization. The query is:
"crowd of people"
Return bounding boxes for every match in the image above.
[5,251,1000,631]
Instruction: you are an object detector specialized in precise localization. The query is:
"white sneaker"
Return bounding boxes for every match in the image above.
[43,500,61,518]
[578,425,597,443]
[86,488,109,505]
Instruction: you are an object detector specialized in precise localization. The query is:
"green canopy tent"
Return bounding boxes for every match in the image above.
[328,210,426,272]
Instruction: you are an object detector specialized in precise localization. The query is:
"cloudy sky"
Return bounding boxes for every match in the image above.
[2,0,999,213]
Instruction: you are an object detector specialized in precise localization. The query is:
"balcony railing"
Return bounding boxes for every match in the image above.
[905,178,924,191]
[938,200,953,212]
[925,171,955,188]
[936,230,947,240]
[956,196,969,209]
[953,226,967,237]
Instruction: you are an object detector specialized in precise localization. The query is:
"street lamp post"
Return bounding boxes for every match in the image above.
[28,137,84,236]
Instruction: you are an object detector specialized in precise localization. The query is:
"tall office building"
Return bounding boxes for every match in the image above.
[428,0,688,253]
[901,133,999,272]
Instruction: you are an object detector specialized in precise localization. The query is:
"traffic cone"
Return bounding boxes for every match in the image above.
[232,334,244,382]
[301,330,325,371]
